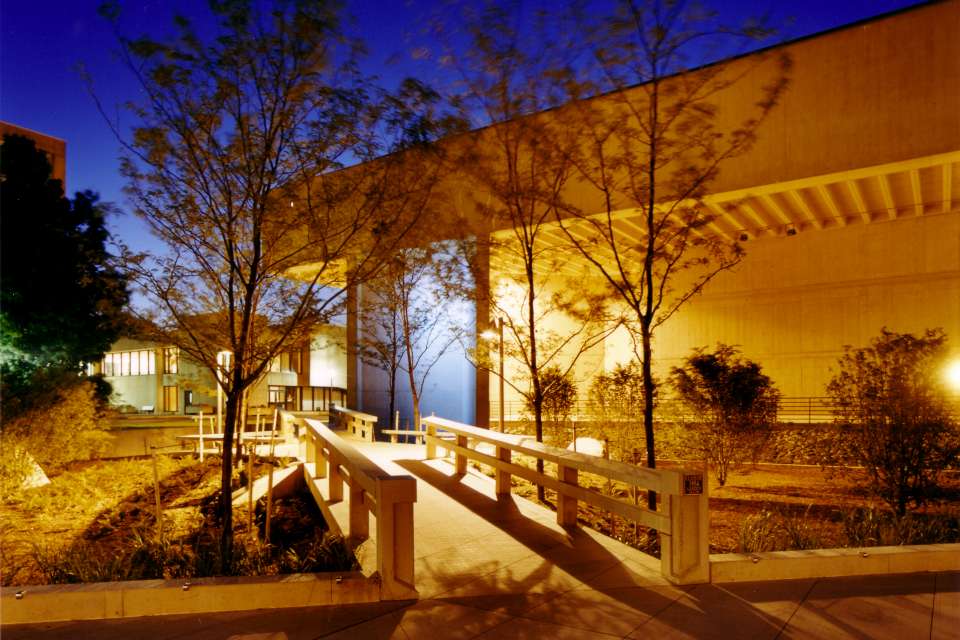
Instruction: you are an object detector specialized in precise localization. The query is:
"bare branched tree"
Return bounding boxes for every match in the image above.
[99,0,451,562]
[360,243,469,434]
[448,2,619,501]
[554,0,791,508]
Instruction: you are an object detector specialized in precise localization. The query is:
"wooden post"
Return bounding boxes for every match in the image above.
[557,464,578,527]
[151,451,163,538]
[314,433,327,479]
[455,434,468,475]
[495,446,511,496]
[425,421,437,459]
[329,457,344,502]
[198,411,204,463]
[375,476,417,600]
[349,483,368,540]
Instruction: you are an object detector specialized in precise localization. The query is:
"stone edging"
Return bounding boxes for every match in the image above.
[710,543,960,582]
[0,571,386,625]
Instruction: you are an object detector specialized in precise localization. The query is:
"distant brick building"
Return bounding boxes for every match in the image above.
[1,121,67,187]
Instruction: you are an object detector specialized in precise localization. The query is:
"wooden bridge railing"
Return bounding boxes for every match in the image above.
[302,417,417,599]
[422,415,710,585]
[330,405,378,442]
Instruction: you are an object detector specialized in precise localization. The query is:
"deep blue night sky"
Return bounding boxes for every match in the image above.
[1,0,926,254]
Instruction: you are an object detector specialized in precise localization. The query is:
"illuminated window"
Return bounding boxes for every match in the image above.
[268,386,284,404]
[163,347,178,374]
[270,352,297,372]
[100,350,156,377]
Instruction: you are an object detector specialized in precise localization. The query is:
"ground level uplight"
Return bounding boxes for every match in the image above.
[946,360,960,391]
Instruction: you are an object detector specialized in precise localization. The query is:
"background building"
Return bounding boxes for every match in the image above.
[347,1,960,428]
[98,327,347,415]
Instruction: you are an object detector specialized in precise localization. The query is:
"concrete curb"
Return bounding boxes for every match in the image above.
[0,571,385,625]
[710,543,960,582]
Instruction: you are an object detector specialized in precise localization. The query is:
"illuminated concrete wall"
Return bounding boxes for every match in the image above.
[486,210,960,404]
[346,2,960,422]
[353,270,477,429]
[598,212,960,397]
[309,326,347,389]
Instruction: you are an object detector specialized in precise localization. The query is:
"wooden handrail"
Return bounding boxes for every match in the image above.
[300,417,417,599]
[330,404,378,442]
[330,404,379,422]
[423,416,682,494]
[422,415,709,585]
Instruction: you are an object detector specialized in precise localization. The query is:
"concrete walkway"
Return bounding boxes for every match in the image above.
[5,442,959,639]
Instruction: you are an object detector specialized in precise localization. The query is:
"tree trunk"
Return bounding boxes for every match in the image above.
[388,364,397,434]
[533,394,545,502]
[235,388,247,468]
[526,252,546,503]
[642,76,660,514]
[401,304,421,442]
[219,384,240,568]
[641,322,657,511]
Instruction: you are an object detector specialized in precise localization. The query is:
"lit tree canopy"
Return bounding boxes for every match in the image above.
[100,0,456,561]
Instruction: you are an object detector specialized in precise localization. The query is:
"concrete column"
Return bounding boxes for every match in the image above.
[346,282,361,410]
[474,237,490,428]
[155,347,164,412]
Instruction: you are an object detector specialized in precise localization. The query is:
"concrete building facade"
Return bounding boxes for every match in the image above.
[345,1,960,428]
[98,328,347,415]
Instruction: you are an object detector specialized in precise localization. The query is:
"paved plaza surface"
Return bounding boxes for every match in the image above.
[5,443,959,639]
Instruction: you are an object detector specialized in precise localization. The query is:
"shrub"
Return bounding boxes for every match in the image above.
[738,509,780,553]
[31,529,358,584]
[589,361,648,461]
[842,508,960,547]
[525,366,576,445]
[738,506,823,552]
[671,345,780,485]
[1,381,112,497]
[825,328,960,516]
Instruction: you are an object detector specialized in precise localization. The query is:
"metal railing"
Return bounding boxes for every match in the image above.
[489,395,960,425]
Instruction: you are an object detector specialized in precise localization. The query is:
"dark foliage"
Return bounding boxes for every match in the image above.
[671,344,780,485]
[0,134,128,412]
[825,328,960,516]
